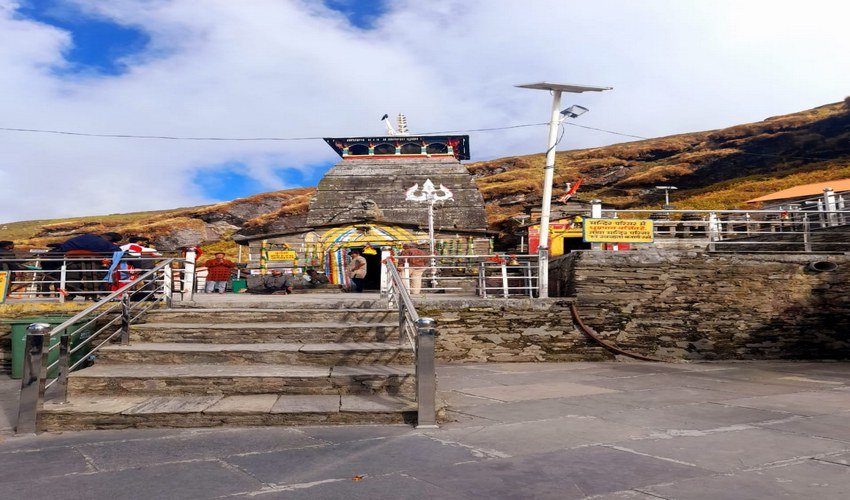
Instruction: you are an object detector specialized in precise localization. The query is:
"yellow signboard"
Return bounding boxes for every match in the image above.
[0,271,8,303]
[266,250,297,261]
[583,219,654,243]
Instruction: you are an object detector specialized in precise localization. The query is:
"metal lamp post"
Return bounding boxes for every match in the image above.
[406,179,454,288]
[515,82,611,297]
[656,185,678,208]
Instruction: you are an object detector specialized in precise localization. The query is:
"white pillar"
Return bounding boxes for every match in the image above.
[824,188,838,227]
[379,246,391,295]
[538,90,563,299]
[183,249,197,298]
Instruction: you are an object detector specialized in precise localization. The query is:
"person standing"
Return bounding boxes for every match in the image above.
[400,242,428,295]
[347,248,367,293]
[203,252,235,293]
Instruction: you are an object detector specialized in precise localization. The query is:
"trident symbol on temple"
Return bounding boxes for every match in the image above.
[404,179,454,289]
[404,179,453,203]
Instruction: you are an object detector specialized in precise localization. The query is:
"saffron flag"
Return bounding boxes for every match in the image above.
[557,178,583,203]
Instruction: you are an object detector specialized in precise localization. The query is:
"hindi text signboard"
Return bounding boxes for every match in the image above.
[583,219,654,243]
[266,250,298,261]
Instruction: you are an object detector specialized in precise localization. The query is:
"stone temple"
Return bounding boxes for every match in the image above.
[236,126,492,290]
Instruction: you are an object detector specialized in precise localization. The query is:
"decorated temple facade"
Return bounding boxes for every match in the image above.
[235,125,492,290]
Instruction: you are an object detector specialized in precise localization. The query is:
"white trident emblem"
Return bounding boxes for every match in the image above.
[404,179,453,290]
[405,179,453,203]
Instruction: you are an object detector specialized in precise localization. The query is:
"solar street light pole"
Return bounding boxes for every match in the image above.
[537,90,563,299]
[515,82,612,298]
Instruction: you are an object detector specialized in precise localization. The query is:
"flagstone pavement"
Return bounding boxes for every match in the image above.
[2,360,849,499]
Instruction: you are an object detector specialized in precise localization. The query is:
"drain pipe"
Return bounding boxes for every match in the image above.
[569,303,665,362]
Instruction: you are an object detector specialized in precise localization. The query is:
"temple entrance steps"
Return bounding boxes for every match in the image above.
[40,295,421,431]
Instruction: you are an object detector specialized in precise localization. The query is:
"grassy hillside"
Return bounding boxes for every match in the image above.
[471,98,850,227]
[2,99,848,247]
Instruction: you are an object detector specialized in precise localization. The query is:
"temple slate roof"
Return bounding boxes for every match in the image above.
[306,156,488,232]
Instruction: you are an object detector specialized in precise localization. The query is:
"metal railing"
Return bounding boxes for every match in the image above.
[392,254,539,297]
[597,208,850,252]
[383,260,437,428]
[16,259,175,434]
[1,254,185,302]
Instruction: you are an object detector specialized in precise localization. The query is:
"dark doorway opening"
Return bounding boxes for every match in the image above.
[363,252,382,290]
[562,238,592,253]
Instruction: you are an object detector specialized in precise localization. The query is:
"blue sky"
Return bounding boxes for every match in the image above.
[16,0,148,75]
[1,0,849,222]
[11,0,384,203]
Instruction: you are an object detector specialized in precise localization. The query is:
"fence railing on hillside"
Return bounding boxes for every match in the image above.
[597,208,850,252]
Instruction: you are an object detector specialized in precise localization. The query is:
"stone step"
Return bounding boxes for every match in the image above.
[131,322,399,344]
[143,308,398,324]
[96,342,414,366]
[40,394,420,431]
[67,364,416,398]
[174,295,386,310]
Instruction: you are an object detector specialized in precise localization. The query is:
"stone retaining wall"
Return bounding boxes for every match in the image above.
[418,298,613,363]
[552,249,850,360]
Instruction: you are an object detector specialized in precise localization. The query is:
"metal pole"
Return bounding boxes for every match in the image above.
[16,324,50,434]
[163,265,173,307]
[415,318,438,429]
[803,214,812,252]
[501,260,509,298]
[59,263,67,303]
[236,245,243,279]
[398,298,406,346]
[428,199,437,289]
[120,294,131,345]
[538,89,563,299]
[708,212,719,251]
[478,261,487,298]
[57,334,70,404]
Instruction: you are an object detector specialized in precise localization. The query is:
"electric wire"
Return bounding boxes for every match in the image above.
[0,121,835,162]
[0,122,548,141]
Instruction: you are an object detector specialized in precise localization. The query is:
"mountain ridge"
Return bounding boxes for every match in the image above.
[2,98,848,252]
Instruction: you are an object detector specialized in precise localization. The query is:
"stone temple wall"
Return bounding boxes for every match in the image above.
[551,249,850,360]
[418,298,613,363]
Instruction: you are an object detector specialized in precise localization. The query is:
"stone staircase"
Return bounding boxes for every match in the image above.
[40,296,420,431]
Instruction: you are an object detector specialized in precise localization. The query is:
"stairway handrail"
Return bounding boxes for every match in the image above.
[384,259,438,428]
[16,258,176,434]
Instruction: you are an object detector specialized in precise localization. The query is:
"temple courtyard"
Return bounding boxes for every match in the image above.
[2,360,849,499]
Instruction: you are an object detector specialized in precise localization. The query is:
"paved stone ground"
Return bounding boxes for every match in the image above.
[2,361,850,499]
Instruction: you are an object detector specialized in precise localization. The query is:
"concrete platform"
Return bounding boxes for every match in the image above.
[3,360,850,499]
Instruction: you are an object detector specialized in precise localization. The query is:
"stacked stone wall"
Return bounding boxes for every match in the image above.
[418,298,613,363]
[552,249,850,360]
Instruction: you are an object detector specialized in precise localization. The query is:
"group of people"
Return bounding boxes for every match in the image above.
[2,233,433,297]
[345,242,428,294]
[202,251,330,295]
[0,232,161,300]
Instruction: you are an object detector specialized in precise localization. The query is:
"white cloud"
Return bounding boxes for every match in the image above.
[1,0,849,222]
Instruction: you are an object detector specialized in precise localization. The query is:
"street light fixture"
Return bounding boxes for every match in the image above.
[560,105,589,119]
[516,81,612,298]
[655,185,678,207]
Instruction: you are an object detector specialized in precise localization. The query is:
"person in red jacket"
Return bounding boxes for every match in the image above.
[203,252,235,293]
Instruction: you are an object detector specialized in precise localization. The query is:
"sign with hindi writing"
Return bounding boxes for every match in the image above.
[0,271,8,303]
[266,250,297,261]
[583,219,654,243]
